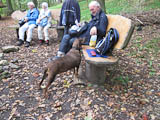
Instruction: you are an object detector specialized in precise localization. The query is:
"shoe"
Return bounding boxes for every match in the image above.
[57,51,65,57]
[39,40,44,45]
[45,40,49,46]
[25,41,30,47]
[17,39,24,46]
[48,51,65,62]
[48,56,60,62]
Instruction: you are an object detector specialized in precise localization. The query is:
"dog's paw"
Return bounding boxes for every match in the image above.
[43,89,49,99]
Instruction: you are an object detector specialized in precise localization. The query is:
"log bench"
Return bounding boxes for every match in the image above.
[7,24,64,41]
[82,15,135,85]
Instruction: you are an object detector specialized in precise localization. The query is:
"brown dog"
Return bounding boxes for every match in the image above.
[39,38,84,98]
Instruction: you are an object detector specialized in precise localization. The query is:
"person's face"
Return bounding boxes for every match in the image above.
[89,5,99,16]
[28,5,34,10]
[42,5,47,9]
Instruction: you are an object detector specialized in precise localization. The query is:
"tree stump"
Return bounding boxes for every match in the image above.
[86,63,106,85]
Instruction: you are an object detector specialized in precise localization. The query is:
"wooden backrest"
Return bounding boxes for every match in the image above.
[106,15,135,49]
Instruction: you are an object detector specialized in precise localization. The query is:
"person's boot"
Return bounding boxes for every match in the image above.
[17,39,24,46]
[39,39,44,45]
[45,40,49,46]
[25,41,30,47]
[57,51,65,57]
[48,51,65,62]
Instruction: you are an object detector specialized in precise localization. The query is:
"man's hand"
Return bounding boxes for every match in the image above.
[24,17,28,22]
[90,26,97,35]
[37,19,41,24]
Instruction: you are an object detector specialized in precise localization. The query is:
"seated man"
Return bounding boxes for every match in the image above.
[49,1,108,60]
[17,2,39,47]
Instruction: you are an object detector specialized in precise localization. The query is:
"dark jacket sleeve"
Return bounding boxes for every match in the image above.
[59,2,66,26]
[96,13,108,37]
[75,1,80,22]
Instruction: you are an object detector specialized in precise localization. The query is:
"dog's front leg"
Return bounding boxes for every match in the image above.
[73,67,79,81]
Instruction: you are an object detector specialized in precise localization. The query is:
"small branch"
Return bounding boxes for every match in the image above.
[135,18,144,25]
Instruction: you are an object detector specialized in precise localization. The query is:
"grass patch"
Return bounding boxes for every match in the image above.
[129,37,159,57]
[49,3,63,9]
[113,76,129,85]
[143,37,160,55]
[49,0,160,21]
[143,0,160,11]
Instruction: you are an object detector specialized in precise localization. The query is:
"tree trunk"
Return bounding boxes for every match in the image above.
[6,0,14,14]
[86,0,89,7]
[96,0,106,13]
[47,0,50,7]
[17,0,21,10]
[56,0,62,3]
[32,0,38,8]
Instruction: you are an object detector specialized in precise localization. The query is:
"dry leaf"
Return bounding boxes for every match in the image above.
[32,72,39,77]
[121,107,126,112]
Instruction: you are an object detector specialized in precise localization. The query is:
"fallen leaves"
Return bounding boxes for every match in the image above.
[32,49,37,53]
[63,80,71,88]
[8,107,20,120]
[32,72,39,77]
[0,16,160,120]
[155,92,160,96]
[138,98,150,105]
[121,107,127,112]
[142,113,148,120]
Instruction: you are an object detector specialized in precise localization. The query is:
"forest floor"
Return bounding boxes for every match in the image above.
[0,10,160,120]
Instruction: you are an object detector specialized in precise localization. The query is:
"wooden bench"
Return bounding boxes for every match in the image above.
[82,15,135,84]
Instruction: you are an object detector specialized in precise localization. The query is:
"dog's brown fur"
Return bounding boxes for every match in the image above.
[39,38,84,98]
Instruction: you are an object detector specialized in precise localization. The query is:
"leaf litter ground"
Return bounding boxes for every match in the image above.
[0,14,159,120]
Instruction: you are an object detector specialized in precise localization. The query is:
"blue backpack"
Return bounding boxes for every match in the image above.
[95,28,119,55]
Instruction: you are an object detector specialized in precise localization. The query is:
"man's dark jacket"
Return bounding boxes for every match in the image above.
[80,9,108,45]
[59,0,80,26]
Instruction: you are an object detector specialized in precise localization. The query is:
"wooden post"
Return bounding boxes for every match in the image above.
[96,0,106,13]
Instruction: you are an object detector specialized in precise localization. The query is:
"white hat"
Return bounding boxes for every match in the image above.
[27,2,35,7]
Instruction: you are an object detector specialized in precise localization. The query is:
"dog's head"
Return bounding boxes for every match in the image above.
[72,38,86,50]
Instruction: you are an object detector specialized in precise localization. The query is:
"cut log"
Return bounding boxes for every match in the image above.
[11,10,27,20]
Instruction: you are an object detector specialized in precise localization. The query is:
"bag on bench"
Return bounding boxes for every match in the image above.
[95,28,119,55]
[19,19,26,27]
[69,22,88,37]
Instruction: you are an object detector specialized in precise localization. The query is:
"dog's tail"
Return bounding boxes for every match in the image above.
[39,68,48,87]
